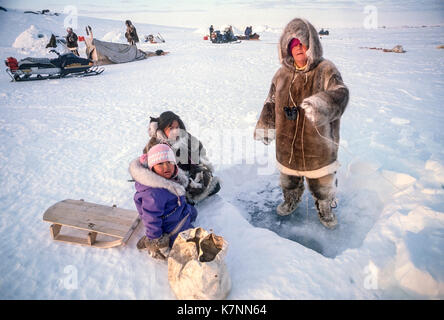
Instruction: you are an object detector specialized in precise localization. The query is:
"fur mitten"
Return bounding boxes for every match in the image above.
[300,101,317,123]
[138,234,171,260]
[300,98,330,126]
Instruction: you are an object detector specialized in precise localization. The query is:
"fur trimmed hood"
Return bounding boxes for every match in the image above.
[279,18,323,72]
[129,158,189,197]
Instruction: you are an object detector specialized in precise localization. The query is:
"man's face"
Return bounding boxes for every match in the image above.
[291,42,308,61]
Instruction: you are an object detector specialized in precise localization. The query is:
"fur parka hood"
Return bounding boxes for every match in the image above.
[128,158,189,197]
[279,18,323,72]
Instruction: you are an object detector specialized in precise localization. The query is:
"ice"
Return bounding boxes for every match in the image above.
[390,117,410,125]
[0,8,443,299]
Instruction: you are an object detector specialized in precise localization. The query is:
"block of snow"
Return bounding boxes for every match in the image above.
[12,25,50,53]
[390,117,410,125]
[425,160,444,184]
[102,30,125,43]
[347,160,380,176]
[381,170,416,189]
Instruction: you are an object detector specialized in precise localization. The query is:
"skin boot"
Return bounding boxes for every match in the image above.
[277,188,304,216]
[277,174,305,216]
[315,198,338,229]
[307,173,338,229]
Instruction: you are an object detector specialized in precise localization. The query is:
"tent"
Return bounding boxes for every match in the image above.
[84,27,164,65]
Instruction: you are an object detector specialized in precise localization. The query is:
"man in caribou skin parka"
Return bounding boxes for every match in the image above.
[254,18,349,228]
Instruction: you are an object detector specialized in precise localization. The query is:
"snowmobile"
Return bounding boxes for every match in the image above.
[210,30,241,44]
[5,49,104,82]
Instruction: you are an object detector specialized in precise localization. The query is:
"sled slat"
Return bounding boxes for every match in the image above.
[121,217,141,245]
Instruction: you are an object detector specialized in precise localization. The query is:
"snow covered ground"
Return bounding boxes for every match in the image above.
[0,9,443,299]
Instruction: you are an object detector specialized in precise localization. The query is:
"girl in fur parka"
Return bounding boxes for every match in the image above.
[254,18,349,229]
[143,111,221,205]
[129,144,198,260]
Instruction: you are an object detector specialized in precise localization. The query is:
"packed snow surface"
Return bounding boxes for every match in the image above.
[0,9,443,299]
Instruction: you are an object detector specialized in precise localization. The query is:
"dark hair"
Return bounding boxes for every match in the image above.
[125,20,132,27]
[150,111,186,132]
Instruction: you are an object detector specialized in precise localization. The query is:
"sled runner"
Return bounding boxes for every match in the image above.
[43,199,140,248]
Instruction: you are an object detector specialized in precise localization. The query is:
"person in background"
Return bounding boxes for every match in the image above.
[65,27,79,56]
[125,20,139,45]
[244,26,252,40]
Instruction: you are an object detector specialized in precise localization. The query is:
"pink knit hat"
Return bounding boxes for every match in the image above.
[146,144,177,170]
[288,37,302,55]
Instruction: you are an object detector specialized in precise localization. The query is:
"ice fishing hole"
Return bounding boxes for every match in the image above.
[235,182,383,259]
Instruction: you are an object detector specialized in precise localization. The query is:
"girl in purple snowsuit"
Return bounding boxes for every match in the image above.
[129,144,197,259]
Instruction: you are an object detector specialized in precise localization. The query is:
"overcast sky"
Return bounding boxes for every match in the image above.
[1,0,443,29]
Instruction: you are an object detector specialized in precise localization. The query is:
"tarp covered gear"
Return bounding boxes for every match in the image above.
[85,38,148,65]
[168,227,231,300]
[84,26,154,65]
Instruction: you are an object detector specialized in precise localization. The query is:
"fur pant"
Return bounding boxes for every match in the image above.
[280,172,337,204]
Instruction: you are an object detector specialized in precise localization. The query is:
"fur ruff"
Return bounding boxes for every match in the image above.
[187,176,221,204]
[129,158,189,196]
[279,18,323,73]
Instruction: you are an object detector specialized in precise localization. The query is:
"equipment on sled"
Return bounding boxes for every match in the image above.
[5,50,104,82]
[84,26,169,65]
[236,33,260,40]
[144,33,165,43]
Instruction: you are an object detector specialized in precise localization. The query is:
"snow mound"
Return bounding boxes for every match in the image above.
[379,206,444,297]
[194,27,209,35]
[381,170,416,190]
[254,25,282,34]
[390,117,410,125]
[102,30,125,43]
[12,25,51,55]
[218,24,242,34]
[425,160,444,184]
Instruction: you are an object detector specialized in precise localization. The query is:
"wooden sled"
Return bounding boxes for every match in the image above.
[43,199,140,248]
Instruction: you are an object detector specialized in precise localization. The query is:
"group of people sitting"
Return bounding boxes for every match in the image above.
[209,25,238,43]
[129,111,221,259]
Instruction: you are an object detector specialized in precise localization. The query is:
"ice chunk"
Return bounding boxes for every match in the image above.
[381,170,416,189]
